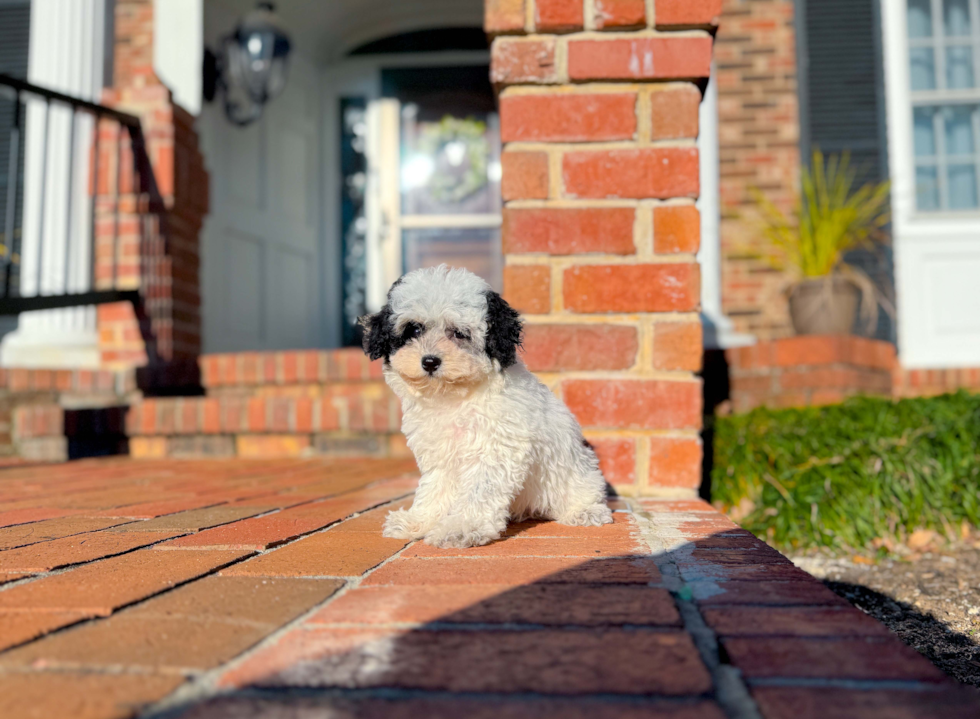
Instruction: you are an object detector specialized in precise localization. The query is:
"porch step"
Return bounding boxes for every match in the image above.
[199,348,382,393]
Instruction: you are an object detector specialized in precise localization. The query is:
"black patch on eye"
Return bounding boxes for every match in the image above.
[358,277,406,363]
[401,322,424,343]
[359,304,395,362]
[484,290,523,370]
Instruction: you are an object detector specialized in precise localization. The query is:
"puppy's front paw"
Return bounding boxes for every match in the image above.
[382,509,425,540]
[560,503,614,527]
[424,522,499,549]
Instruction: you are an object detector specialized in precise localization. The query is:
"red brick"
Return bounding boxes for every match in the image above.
[223,627,710,696]
[503,265,551,314]
[702,606,894,638]
[522,324,638,371]
[654,205,700,254]
[650,85,701,139]
[751,687,980,719]
[0,673,184,719]
[501,92,636,143]
[403,536,644,558]
[722,637,947,682]
[0,530,180,572]
[311,584,679,627]
[491,37,558,85]
[568,36,713,81]
[564,379,702,429]
[585,437,636,486]
[773,335,843,366]
[502,151,549,201]
[563,148,699,199]
[0,548,249,615]
[235,434,310,458]
[693,580,850,607]
[563,264,700,313]
[535,0,583,31]
[363,556,661,586]
[653,321,703,371]
[0,611,90,652]
[485,0,525,33]
[594,0,646,28]
[648,436,702,488]
[655,0,723,26]
[503,207,635,255]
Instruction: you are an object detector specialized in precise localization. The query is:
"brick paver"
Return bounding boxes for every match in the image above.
[0,458,974,719]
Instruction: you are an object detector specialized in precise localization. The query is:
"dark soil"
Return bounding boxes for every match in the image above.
[793,546,980,688]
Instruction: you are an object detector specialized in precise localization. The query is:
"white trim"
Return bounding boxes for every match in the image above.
[400,214,502,229]
[882,0,980,367]
[153,0,203,115]
[697,62,754,349]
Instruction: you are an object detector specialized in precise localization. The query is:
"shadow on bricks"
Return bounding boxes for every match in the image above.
[162,532,980,719]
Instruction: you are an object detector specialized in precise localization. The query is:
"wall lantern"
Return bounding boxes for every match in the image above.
[203,2,292,126]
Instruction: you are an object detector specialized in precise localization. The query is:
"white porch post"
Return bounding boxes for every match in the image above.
[698,64,754,350]
[0,0,108,368]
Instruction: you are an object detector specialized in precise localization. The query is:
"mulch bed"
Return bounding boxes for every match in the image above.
[793,544,980,688]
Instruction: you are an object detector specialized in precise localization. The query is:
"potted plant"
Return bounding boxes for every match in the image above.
[756,151,891,336]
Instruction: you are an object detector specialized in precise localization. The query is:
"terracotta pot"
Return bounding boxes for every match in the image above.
[788,276,860,335]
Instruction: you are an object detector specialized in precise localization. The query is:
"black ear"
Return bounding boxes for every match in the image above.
[359,304,395,362]
[484,291,523,369]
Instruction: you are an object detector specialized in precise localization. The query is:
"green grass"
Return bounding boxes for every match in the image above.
[711,391,980,553]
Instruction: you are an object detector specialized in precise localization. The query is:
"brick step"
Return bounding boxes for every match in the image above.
[199,349,382,391]
[14,384,405,461]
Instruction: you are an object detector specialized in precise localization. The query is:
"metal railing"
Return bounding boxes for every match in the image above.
[0,73,168,320]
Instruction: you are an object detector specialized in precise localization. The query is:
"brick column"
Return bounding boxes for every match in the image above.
[96,0,208,368]
[488,0,717,497]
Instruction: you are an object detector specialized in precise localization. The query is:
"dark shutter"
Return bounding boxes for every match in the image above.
[798,0,894,342]
[799,0,888,185]
[0,2,30,290]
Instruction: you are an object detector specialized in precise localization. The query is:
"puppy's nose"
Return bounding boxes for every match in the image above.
[421,355,442,374]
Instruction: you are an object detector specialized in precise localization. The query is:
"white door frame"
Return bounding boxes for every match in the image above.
[881,0,980,368]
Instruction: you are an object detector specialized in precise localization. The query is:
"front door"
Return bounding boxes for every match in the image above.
[363,65,501,313]
[199,53,321,352]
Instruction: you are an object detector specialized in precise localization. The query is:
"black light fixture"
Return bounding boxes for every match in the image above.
[203,2,292,126]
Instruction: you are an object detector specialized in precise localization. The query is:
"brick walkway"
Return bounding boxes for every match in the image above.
[0,460,976,718]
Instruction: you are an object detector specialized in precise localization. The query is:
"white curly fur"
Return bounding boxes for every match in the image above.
[369,265,612,549]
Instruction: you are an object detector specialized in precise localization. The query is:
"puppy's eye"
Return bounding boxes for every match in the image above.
[402,322,424,341]
[451,328,470,341]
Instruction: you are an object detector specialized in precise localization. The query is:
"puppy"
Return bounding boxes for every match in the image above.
[360,265,612,549]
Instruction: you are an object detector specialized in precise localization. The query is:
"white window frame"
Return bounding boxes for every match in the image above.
[907,0,980,212]
[882,0,980,368]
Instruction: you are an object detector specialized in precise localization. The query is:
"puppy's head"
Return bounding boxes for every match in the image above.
[359,265,523,396]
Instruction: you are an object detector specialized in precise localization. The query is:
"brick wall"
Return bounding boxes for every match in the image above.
[95,0,208,368]
[489,0,716,496]
[716,0,800,340]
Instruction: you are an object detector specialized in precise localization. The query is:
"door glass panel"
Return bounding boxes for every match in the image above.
[403,227,501,286]
[943,105,976,155]
[944,0,971,35]
[909,0,934,37]
[948,163,979,207]
[916,166,941,209]
[914,106,937,156]
[910,48,937,90]
[400,106,501,216]
[947,46,975,88]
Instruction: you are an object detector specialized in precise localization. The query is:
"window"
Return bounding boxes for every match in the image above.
[908,0,980,210]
